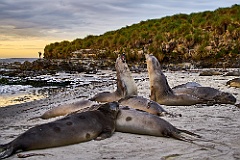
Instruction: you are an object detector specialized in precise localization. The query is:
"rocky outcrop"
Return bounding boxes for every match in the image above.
[227,78,240,88]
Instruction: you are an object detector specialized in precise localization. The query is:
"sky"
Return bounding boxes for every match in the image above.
[0,0,239,58]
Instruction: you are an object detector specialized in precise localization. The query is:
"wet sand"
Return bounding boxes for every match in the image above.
[0,70,239,160]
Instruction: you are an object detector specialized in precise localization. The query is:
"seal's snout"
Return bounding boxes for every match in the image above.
[109,102,120,111]
[216,92,236,104]
[226,94,236,104]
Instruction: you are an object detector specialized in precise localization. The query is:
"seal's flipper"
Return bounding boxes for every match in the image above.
[0,143,14,159]
[95,129,114,141]
[170,132,193,143]
[178,129,202,138]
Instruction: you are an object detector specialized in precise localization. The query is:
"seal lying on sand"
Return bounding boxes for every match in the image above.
[0,102,119,159]
[145,54,236,105]
[116,107,200,141]
[30,95,177,121]
[29,99,98,120]
[118,96,181,117]
[172,82,202,89]
[172,83,236,105]
[90,53,137,102]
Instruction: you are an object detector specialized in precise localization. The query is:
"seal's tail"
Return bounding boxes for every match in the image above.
[170,129,201,142]
[170,132,193,142]
[0,143,14,159]
[178,129,202,138]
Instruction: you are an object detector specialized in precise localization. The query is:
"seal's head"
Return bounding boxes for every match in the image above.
[147,100,168,116]
[216,92,236,104]
[98,102,120,118]
[117,53,126,64]
[116,53,128,73]
[145,54,162,73]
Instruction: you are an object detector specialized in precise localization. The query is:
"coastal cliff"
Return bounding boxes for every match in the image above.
[43,4,240,68]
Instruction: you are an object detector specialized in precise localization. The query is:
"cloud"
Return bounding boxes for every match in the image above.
[0,0,239,41]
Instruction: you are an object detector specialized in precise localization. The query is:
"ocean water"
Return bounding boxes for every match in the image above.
[0,58,38,64]
[0,58,116,107]
[0,58,54,107]
[0,85,49,107]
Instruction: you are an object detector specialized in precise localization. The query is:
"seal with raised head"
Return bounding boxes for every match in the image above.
[116,107,200,141]
[0,102,119,159]
[90,53,137,102]
[146,54,202,106]
[145,54,236,105]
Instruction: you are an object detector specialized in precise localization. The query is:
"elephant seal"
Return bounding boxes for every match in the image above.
[145,54,236,105]
[0,102,119,159]
[116,107,200,141]
[90,53,137,102]
[172,85,236,105]
[29,99,98,120]
[118,96,181,117]
[146,54,203,106]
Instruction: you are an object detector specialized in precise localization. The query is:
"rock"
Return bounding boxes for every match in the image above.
[0,78,9,84]
[224,71,240,76]
[226,78,240,88]
[199,70,222,76]
[235,103,240,108]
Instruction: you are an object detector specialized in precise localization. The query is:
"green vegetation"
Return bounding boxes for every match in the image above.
[44,4,240,64]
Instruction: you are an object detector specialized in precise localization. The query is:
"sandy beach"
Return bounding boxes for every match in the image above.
[0,69,239,160]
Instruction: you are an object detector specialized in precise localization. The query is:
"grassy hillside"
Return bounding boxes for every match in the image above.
[44,4,240,67]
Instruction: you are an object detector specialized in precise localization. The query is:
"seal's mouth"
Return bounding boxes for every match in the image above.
[120,53,126,63]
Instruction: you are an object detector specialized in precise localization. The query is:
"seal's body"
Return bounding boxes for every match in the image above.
[30,99,98,120]
[90,54,137,102]
[173,85,236,105]
[0,102,119,159]
[116,107,200,140]
[115,54,138,97]
[89,91,123,103]
[145,54,236,105]
[118,96,171,116]
[172,82,202,89]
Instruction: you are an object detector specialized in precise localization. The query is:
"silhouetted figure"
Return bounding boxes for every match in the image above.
[38,52,42,58]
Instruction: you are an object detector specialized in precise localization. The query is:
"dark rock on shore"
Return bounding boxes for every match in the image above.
[224,71,240,76]
[0,58,114,78]
[199,70,222,76]
[227,78,240,88]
